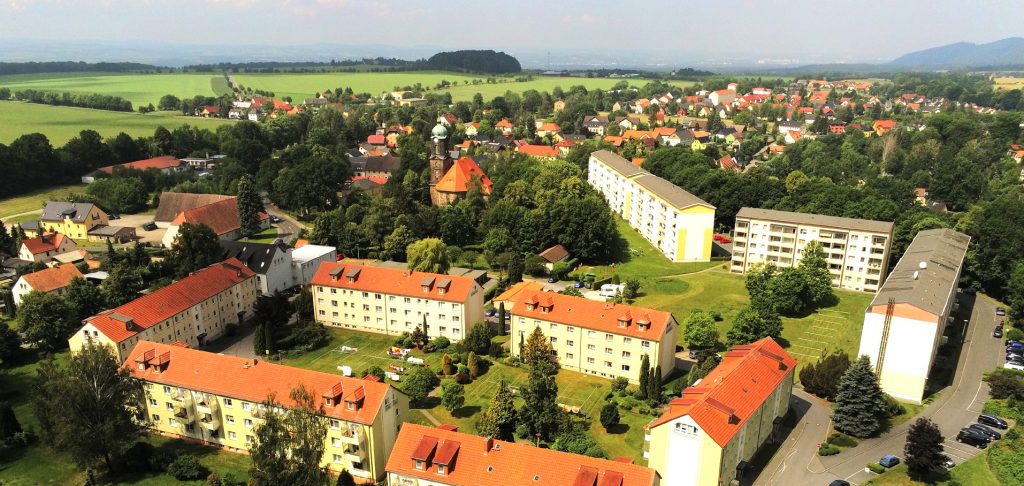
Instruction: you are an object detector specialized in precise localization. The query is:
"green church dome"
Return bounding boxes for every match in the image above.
[431,123,448,138]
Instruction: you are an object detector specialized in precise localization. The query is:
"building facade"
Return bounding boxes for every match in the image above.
[11,263,83,306]
[219,240,294,295]
[731,207,894,293]
[126,341,407,481]
[38,201,109,240]
[291,244,338,286]
[858,229,970,404]
[506,287,677,383]
[588,150,715,262]
[385,423,658,486]
[19,233,77,262]
[646,338,795,486]
[69,259,259,361]
[311,262,485,342]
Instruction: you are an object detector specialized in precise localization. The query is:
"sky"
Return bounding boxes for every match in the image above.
[2,0,1023,64]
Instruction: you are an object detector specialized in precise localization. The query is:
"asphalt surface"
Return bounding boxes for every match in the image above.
[264,202,304,244]
[755,294,1005,486]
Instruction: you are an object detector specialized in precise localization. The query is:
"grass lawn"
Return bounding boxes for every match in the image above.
[242,227,280,244]
[441,77,693,102]
[865,454,1000,485]
[0,72,222,107]
[579,218,725,281]
[280,326,446,376]
[0,183,87,219]
[0,102,233,145]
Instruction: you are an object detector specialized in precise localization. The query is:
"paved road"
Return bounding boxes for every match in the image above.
[265,203,304,245]
[756,294,1005,486]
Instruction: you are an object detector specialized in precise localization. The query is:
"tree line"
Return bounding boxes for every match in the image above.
[9,88,133,111]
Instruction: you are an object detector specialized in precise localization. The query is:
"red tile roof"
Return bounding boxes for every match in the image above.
[22,233,69,255]
[98,155,181,174]
[509,291,672,339]
[311,262,479,304]
[495,119,514,129]
[170,197,267,236]
[367,134,386,145]
[386,423,656,486]
[435,157,492,194]
[125,341,394,424]
[718,155,738,171]
[537,244,569,263]
[537,122,561,132]
[647,338,795,447]
[517,144,559,158]
[20,263,83,293]
[86,259,256,343]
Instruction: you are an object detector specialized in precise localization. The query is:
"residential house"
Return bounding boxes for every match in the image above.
[583,115,609,136]
[350,155,401,180]
[872,120,897,136]
[84,155,185,183]
[36,201,108,240]
[495,119,514,136]
[709,89,736,106]
[535,122,561,139]
[160,196,269,248]
[11,263,83,306]
[19,233,76,262]
[615,116,641,131]
[517,144,559,159]
[716,155,741,173]
[219,240,293,295]
[552,100,566,112]
[537,244,569,272]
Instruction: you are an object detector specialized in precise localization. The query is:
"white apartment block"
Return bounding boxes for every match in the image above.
[311,262,485,342]
[588,150,715,262]
[731,207,894,292]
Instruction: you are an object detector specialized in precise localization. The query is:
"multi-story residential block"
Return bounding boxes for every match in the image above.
[311,262,485,342]
[11,262,83,306]
[69,258,258,361]
[588,150,715,262]
[385,423,658,486]
[126,341,407,481]
[731,207,894,292]
[219,240,294,295]
[506,286,677,383]
[645,338,795,486]
[858,228,970,404]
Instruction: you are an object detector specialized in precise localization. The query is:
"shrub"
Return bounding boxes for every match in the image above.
[611,377,629,393]
[867,463,886,474]
[206,472,222,486]
[882,393,906,418]
[986,369,1024,399]
[817,444,840,456]
[431,336,451,350]
[600,403,620,430]
[148,450,177,472]
[1009,328,1024,342]
[515,423,531,439]
[121,441,156,472]
[167,454,207,480]
[827,432,859,448]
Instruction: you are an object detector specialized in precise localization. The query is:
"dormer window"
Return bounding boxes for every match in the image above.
[437,464,446,475]
[415,460,424,470]
[347,402,355,411]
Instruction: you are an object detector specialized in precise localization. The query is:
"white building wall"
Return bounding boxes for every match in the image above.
[858,311,939,403]
[662,416,716,486]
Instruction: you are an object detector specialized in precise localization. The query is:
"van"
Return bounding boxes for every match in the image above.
[599,284,625,297]
[956,428,990,449]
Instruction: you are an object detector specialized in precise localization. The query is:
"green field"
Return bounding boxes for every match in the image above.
[0,182,87,219]
[0,102,233,144]
[865,455,1000,486]
[0,72,224,107]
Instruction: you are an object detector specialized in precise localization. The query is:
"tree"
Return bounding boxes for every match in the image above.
[336,469,356,486]
[744,263,777,313]
[168,223,222,278]
[236,174,265,237]
[440,379,465,413]
[600,402,620,431]
[361,366,386,382]
[16,291,76,352]
[411,316,428,348]
[765,267,812,316]
[31,342,144,472]
[726,306,783,345]
[518,361,561,440]
[682,310,720,349]
[477,380,517,440]
[0,321,20,364]
[832,355,886,438]
[507,252,524,284]
[687,354,720,386]
[804,352,852,400]
[102,263,144,308]
[167,454,208,480]
[85,177,148,213]
[403,366,440,404]
[382,226,417,262]
[467,351,480,378]
[551,426,604,458]
[905,418,945,480]
[406,237,450,273]
[649,365,662,402]
[0,402,23,444]
[441,353,455,375]
[465,321,495,355]
[249,385,329,486]
[521,326,556,370]
[623,278,641,300]
[0,220,15,257]
[63,277,104,321]
[253,321,268,355]
[638,354,651,399]
[799,240,834,305]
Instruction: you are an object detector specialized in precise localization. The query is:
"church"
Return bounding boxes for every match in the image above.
[428,122,493,206]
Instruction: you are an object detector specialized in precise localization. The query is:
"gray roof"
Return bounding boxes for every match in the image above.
[590,150,714,210]
[870,229,970,316]
[735,207,894,234]
[41,201,100,223]
[219,240,290,275]
[590,150,644,177]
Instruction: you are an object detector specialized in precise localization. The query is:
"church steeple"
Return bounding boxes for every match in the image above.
[428,121,453,205]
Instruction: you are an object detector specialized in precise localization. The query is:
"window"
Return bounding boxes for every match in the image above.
[587,344,595,351]
[566,340,574,347]
[604,361,612,368]
[165,402,173,411]
[162,385,171,394]
[228,431,237,440]
[438,464,447,475]
[641,341,651,348]
[605,347,612,355]
[152,414,161,422]
[587,357,595,364]
[622,351,631,359]
[334,454,344,464]
[244,419,253,429]
[550,337,557,344]
[588,331,596,338]
[623,337,632,345]
[622,364,631,371]
[242,402,251,412]
[567,326,575,333]
[226,415,235,424]
[149,398,158,407]
[246,435,254,444]
[169,418,178,427]
[224,398,233,407]
[332,437,342,447]
[415,460,425,470]
[605,333,613,341]
[330,419,340,430]
[566,353,574,359]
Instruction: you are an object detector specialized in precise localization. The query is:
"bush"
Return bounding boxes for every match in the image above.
[827,432,859,448]
[817,444,840,456]
[206,472,222,486]
[167,454,208,480]
[515,423,531,439]
[882,393,906,418]
[600,403,620,430]
[148,450,177,473]
[867,463,886,474]
[431,336,451,351]
[611,377,629,393]
[1008,328,1024,342]
[987,369,1024,399]
[121,441,156,472]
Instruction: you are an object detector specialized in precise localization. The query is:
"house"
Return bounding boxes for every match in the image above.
[462,122,479,138]
[219,240,293,295]
[828,121,847,134]
[582,115,609,136]
[495,119,514,135]
[709,89,736,106]
[537,244,569,272]
[155,193,234,228]
[615,116,641,131]
[36,201,108,240]
[69,258,259,361]
[517,144,559,159]
[552,99,566,112]
[11,263,83,306]
[716,154,741,173]
[160,196,269,248]
[350,155,401,180]
[646,338,795,486]
[535,122,561,138]
[367,134,387,146]
[872,119,897,136]
[19,233,76,262]
[87,224,137,243]
[508,290,678,383]
[291,244,337,286]
[385,423,657,486]
[858,229,970,404]
[311,262,485,342]
[127,341,407,481]
[201,106,220,117]
[50,249,96,269]
[84,155,185,182]
[914,188,928,205]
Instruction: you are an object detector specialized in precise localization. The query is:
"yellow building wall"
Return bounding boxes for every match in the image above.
[42,206,108,240]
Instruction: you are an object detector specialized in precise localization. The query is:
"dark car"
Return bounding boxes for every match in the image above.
[108,213,119,220]
[995,327,1004,338]
[547,275,558,283]
[688,349,700,360]
[957,428,990,448]
[979,413,1009,429]
[997,307,1007,316]
[969,423,1002,440]
[879,455,900,468]
[486,309,497,317]
[142,222,157,231]
[574,281,583,289]
[828,481,850,486]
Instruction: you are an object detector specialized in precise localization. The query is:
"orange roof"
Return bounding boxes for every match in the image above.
[873,119,897,130]
[367,134,386,145]
[509,291,672,339]
[495,119,514,128]
[691,130,710,138]
[517,145,559,158]
[493,281,546,305]
[171,197,267,236]
[538,122,561,132]
[631,157,646,167]
[435,157,492,194]
[603,136,624,147]
[385,423,656,486]
[98,155,181,174]
[22,233,68,255]
[769,144,785,153]
[311,262,478,304]
[20,263,83,293]
[718,155,738,171]
[622,130,656,140]
[653,127,676,137]
[86,259,256,343]
[647,338,795,447]
[125,341,394,425]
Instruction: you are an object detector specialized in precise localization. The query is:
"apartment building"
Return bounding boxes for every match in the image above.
[646,338,795,486]
[68,259,258,361]
[731,207,894,292]
[588,150,715,262]
[37,201,108,240]
[506,286,677,383]
[311,262,485,342]
[858,229,970,404]
[126,341,407,481]
[385,423,658,486]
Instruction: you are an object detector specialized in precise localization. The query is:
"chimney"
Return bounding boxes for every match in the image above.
[485,436,494,454]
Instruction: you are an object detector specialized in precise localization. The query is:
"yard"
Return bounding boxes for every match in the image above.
[241,227,282,244]
[579,218,725,281]
[0,182,87,220]
[864,454,999,485]
[0,72,225,107]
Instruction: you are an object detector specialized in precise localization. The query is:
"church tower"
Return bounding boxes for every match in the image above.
[428,122,453,205]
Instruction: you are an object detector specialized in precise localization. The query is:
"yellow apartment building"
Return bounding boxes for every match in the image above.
[506,286,677,383]
[126,341,408,481]
[69,258,259,361]
[311,263,485,342]
[37,201,109,240]
[588,150,715,262]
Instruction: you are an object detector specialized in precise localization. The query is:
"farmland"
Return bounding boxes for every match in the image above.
[0,72,227,107]
[0,102,233,144]
[993,76,1024,91]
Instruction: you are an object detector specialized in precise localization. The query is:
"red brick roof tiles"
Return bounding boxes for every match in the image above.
[508,291,672,339]
[98,155,181,174]
[20,263,83,293]
[311,262,478,303]
[435,157,492,194]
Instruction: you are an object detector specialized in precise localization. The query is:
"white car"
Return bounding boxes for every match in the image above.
[1003,361,1024,371]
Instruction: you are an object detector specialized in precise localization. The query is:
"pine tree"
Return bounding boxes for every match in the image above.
[518,361,561,440]
[253,322,268,356]
[0,402,23,442]
[265,323,276,355]
[521,326,556,370]
[832,355,886,438]
[649,365,662,402]
[477,380,517,441]
[0,221,14,257]
[106,239,118,266]
[905,418,945,480]
[507,252,524,284]
[237,174,264,237]
[799,362,817,393]
[638,354,651,399]
[411,316,428,348]
[497,302,507,336]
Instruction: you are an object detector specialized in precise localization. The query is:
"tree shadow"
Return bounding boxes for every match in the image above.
[415,396,441,409]
[452,405,481,418]
[775,336,792,348]
[606,423,630,435]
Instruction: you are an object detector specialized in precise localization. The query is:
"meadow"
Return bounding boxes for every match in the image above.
[0,72,227,107]
[993,76,1024,91]
[0,102,233,144]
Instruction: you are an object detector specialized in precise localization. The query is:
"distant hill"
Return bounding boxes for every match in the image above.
[889,37,1024,68]
[426,50,521,74]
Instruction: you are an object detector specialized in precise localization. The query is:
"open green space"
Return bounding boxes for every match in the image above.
[241,227,281,244]
[864,454,1000,486]
[580,218,724,281]
[0,72,222,107]
[0,182,87,219]
[441,77,693,102]
[0,102,233,144]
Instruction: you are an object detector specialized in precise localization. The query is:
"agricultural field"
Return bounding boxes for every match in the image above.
[0,182,87,220]
[993,76,1024,91]
[440,76,693,102]
[0,102,233,144]
[0,72,226,107]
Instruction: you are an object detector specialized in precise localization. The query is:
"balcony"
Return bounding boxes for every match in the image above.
[199,414,220,431]
[174,406,194,424]
[339,427,366,446]
[343,447,366,463]
[195,396,219,415]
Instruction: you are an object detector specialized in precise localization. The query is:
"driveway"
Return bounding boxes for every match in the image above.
[755,294,1005,485]
[116,213,166,245]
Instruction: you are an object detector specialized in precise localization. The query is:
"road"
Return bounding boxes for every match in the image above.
[264,202,305,244]
[756,294,1005,486]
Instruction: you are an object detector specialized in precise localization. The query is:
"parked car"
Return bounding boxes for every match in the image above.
[879,455,900,468]
[108,213,119,220]
[995,326,1004,338]
[547,275,559,283]
[486,309,497,317]
[1004,361,1024,371]
[968,423,1002,440]
[142,222,157,231]
[828,481,850,486]
[574,281,583,289]
[941,455,955,469]
[270,215,282,223]
[996,307,1007,316]
[688,349,700,360]
[956,428,990,448]
[713,234,731,243]
[979,414,1009,429]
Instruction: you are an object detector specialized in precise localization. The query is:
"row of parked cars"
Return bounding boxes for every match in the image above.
[956,413,1009,449]
[1004,339,1024,370]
